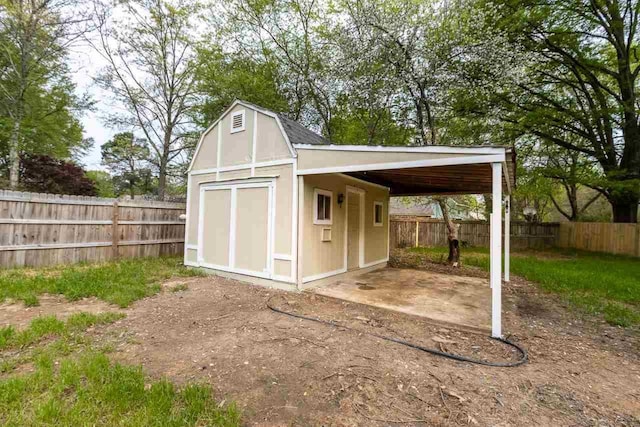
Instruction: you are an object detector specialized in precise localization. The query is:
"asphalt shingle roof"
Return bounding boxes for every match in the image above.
[277,114,331,146]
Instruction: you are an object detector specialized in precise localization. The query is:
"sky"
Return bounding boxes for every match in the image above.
[69,41,115,172]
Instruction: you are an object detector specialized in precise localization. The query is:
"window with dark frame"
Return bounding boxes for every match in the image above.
[317,193,331,221]
[374,202,383,226]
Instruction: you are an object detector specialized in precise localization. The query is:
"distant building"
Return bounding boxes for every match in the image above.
[390,197,485,221]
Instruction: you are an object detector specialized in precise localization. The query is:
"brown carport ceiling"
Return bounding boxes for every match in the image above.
[346,161,516,196]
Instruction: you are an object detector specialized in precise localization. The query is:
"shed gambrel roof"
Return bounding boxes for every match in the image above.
[277,114,331,146]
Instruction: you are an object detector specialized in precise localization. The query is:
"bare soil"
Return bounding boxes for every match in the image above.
[85,271,640,426]
[0,295,121,329]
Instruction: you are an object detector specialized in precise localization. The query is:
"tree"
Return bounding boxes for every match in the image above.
[0,0,91,188]
[193,47,290,127]
[86,170,116,198]
[541,147,602,221]
[19,154,96,195]
[101,132,151,199]
[481,0,640,222]
[434,197,460,266]
[91,0,200,199]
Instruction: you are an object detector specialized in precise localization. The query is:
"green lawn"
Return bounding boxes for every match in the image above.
[0,257,203,308]
[0,314,239,426]
[409,246,640,327]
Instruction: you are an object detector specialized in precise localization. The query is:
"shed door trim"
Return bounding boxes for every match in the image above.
[198,179,275,279]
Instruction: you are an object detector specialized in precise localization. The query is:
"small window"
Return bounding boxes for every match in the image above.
[230,110,245,133]
[314,188,332,225]
[373,201,384,226]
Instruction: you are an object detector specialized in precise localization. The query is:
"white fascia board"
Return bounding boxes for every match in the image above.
[293,144,507,155]
[297,154,506,175]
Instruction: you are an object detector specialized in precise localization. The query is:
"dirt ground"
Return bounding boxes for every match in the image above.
[3,263,639,426]
[85,267,639,426]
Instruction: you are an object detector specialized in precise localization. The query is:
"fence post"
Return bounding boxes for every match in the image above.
[415,221,419,247]
[111,201,119,260]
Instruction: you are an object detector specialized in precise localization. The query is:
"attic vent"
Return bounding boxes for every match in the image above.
[230,110,245,133]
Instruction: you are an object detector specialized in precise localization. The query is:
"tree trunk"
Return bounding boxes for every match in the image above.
[437,198,460,266]
[9,118,21,189]
[157,157,167,200]
[607,184,639,223]
[610,199,638,223]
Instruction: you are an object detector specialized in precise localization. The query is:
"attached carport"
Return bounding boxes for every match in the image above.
[294,143,516,338]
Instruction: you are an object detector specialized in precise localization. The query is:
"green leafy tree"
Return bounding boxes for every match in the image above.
[475,0,640,222]
[91,0,200,200]
[101,132,151,199]
[86,170,116,198]
[193,47,290,127]
[0,0,91,187]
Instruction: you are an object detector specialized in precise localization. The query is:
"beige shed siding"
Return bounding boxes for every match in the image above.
[234,187,270,273]
[255,112,291,161]
[274,259,291,277]
[297,149,469,171]
[301,174,389,280]
[186,248,197,263]
[363,187,389,263]
[220,104,254,167]
[191,124,218,170]
[186,172,216,245]
[218,169,252,181]
[256,164,293,255]
[201,189,231,266]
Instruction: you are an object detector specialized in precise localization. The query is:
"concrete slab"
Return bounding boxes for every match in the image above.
[312,268,491,331]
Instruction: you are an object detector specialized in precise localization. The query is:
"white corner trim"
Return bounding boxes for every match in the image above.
[190,158,295,176]
[297,154,506,175]
[185,244,197,250]
[313,188,333,225]
[272,274,296,284]
[251,110,258,176]
[373,201,384,227]
[293,143,506,155]
[360,258,389,269]
[216,124,222,180]
[230,110,246,134]
[302,267,347,284]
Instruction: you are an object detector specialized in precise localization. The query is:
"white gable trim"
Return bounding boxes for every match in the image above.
[188,99,297,172]
[294,143,506,155]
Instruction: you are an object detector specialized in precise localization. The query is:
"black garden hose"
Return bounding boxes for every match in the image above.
[267,295,528,367]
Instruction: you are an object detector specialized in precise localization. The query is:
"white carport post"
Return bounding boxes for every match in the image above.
[490,162,502,338]
[504,196,510,283]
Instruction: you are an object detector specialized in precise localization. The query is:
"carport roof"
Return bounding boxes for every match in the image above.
[295,144,516,196]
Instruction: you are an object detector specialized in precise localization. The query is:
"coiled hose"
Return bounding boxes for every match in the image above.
[267,295,528,367]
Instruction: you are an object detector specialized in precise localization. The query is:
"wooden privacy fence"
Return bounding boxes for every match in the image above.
[557,222,640,257]
[389,216,560,250]
[0,190,186,268]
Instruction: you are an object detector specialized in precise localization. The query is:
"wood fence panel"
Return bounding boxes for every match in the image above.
[0,190,185,269]
[391,216,559,250]
[557,222,640,257]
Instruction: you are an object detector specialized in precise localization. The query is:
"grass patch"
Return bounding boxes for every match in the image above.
[409,246,640,327]
[0,256,203,308]
[0,352,240,426]
[0,312,124,351]
[171,283,189,292]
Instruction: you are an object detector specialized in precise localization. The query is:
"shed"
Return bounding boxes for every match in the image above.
[185,100,515,337]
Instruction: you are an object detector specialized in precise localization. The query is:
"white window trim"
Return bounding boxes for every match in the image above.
[313,188,333,225]
[230,110,246,133]
[373,201,384,227]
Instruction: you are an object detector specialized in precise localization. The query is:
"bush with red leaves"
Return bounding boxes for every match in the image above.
[19,154,97,196]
